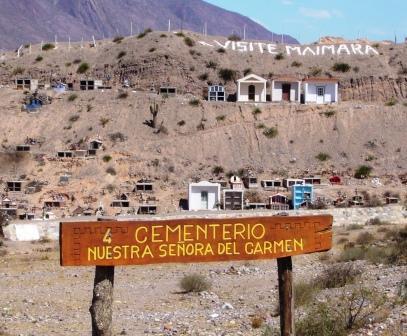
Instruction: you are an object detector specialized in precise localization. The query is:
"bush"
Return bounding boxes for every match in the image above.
[12,67,24,75]
[35,55,43,62]
[189,99,200,106]
[218,68,236,82]
[309,67,322,76]
[228,34,241,41]
[315,263,362,289]
[296,302,346,336]
[339,246,366,262]
[103,155,112,163]
[73,59,81,64]
[332,62,351,72]
[67,94,78,102]
[113,36,124,43]
[217,47,226,53]
[354,165,372,179]
[117,92,128,99]
[243,68,252,76]
[385,97,398,106]
[179,274,210,293]
[109,132,126,143]
[177,120,185,126]
[106,167,116,176]
[251,315,264,328]
[77,62,90,74]
[206,61,218,69]
[297,287,385,335]
[252,107,262,115]
[137,28,152,39]
[347,224,363,230]
[294,281,318,307]
[42,43,55,51]
[149,47,156,52]
[184,37,195,47]
[198,73,208,81]
[69,115,80,123]
[316,152,331,161]
[274,52,284,60]
[216,115,225,122]
[356,231,374,245]
[291,61,302,67]
[212,165,224,175]
[117,51,126,59]
[263,127,278,138]
[321,110,336,117]
[100,117,110,127]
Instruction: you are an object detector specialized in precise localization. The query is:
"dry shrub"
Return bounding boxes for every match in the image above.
[336,237,349,245]
[296,287,386,336]
[315,263,362,289]
[251,314,264,329]
[339,246,365,262]
[355,231,374,245]
[347,224,363,230]
[294,281,318,307]
[179,274,210,293]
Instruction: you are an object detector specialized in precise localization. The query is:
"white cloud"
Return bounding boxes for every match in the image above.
[282,0,293,5]
[299,7,332,19]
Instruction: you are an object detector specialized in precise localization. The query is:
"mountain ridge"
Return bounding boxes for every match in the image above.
[0,0,298,50]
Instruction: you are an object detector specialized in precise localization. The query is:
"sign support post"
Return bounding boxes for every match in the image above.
[277,256,294,336]
[90,266,115,336]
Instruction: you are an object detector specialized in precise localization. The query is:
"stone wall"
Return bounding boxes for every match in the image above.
[3,205,406,241]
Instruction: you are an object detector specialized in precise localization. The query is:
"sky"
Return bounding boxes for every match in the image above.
[205,0,407,44]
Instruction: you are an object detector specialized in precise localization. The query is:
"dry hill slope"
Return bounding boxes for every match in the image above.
[0,31,406,215]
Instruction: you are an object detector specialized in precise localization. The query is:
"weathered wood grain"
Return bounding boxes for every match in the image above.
[60,215,333,266]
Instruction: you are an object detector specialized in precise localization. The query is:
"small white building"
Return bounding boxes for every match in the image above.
[303,78,338,104]
[188,181,221,211]
[230,175,244,190]
[208,85,226,101]
[271,77,301,103]
[237,74,267,102]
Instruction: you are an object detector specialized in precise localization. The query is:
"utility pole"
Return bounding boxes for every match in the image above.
[243,24,246,40]
[81,37,83,49]
[168,19,171,32]
[68,36,71,51]
[130,21,133,36]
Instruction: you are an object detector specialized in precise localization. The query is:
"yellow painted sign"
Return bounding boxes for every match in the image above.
[60,215,333,266]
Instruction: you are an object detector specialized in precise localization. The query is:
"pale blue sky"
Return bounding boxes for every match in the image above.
[206,0,407,43]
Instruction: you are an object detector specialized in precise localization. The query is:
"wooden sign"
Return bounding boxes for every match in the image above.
[60,215,332,266]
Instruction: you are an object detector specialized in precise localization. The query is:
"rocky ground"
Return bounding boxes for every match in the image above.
[0,224,405,336]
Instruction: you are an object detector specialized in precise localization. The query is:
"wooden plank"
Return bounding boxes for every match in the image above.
[60,215,333,266]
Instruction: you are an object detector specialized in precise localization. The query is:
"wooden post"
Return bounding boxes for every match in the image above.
[90,266,115,336]
[277,257,294,336]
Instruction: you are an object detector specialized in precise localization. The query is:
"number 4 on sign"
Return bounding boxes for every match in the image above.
[103,228,112,244]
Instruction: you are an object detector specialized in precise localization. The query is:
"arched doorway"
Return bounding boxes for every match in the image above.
[248,84,255,101]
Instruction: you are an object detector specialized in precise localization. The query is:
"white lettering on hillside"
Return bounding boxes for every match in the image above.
[198,40,379,57]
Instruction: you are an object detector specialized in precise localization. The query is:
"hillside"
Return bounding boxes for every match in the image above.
[0,0,298,50]
[0,31,406,216]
